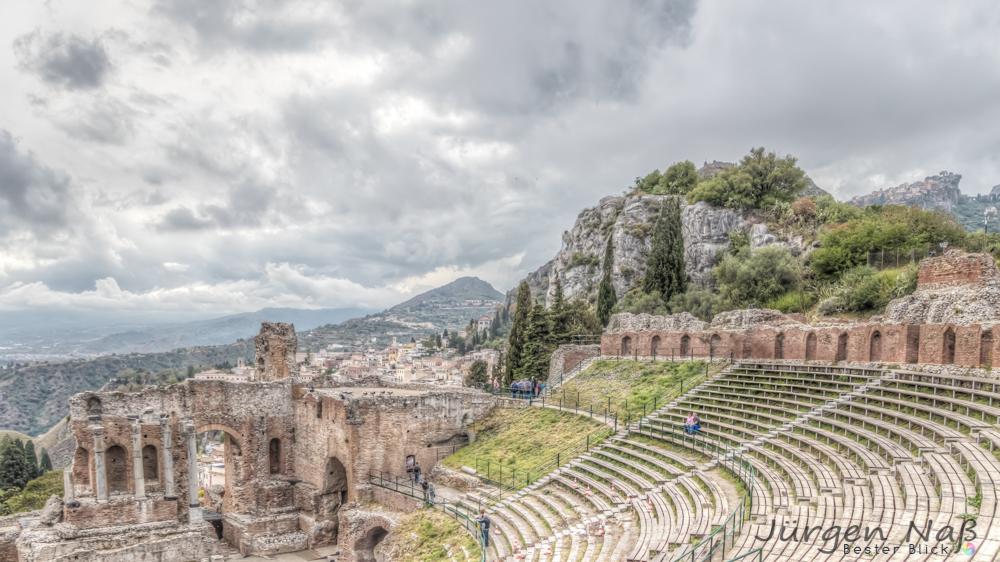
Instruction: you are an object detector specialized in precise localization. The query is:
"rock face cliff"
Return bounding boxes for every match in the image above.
[849,172,962,212]
[507,195,746,307]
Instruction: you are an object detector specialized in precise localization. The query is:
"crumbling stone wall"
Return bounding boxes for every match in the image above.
[917,250,1000,291]
[254,322,299,381]
[548,344,600,379]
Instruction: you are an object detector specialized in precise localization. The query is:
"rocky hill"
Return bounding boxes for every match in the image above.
[0,340,254,435]
[849,172,962,212]
[511,195,745,307]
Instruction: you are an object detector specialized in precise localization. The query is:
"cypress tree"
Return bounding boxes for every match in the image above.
[643,197,687,300]
[491,309,501,338]
[520,304,555,381]
[506,280,532,384]
[0,435,29,491]
[39,449,52,473]
[597,236,618,326]
[551,276,569,340]
[24,441,39,480]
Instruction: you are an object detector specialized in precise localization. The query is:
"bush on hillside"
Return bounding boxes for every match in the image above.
[713,246,800,308]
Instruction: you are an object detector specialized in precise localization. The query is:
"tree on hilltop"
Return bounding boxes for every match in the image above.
[687,147,807,209]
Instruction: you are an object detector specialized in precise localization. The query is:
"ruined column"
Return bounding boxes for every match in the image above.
[63,468,75,503]
[93,426,107,502]
[185,422,200,525]
[160,417,176,500]
[131,422,146,500]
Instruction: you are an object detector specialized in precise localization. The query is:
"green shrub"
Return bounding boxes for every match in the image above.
[764,291,816,314]
[568,252,600,269]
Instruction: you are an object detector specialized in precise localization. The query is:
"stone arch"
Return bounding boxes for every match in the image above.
[106,444,129,494]
[774,333,785,360]
[870,330,883,362]
[710,334,723,356]
[269,438,282,475]
[621,336,632,356]
[347,515,393,562]
[142,444,159,482]
[73,446,91,490]
[906,328,920,363]
[680,335,691,356]
[86,397,102,415]
[651,335,661,357]
[982,329,993,367]
[805,332,818,360]
[194,423,247,455]
[943,327,956,365]
[837,333,848,361]
[319,456,349,520]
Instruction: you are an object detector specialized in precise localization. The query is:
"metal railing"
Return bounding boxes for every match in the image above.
[628,423,758,562]
[725,548,763,562]
[368,469,487,562]
[570,334,602,345]
[612,346,732,362]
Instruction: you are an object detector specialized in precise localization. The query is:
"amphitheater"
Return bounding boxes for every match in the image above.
[4,250,1000,562]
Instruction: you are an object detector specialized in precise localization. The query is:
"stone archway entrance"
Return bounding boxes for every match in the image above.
[621,336,632,356]
[320,456,349,521]
[651,336,661,357]
[680,335,691,357]
[355,526,389,562]
[193,424,248,543]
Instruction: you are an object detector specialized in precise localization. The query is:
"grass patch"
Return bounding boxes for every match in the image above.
[441,408,603,476]
[557,359,708,418]
[388,508,482,562]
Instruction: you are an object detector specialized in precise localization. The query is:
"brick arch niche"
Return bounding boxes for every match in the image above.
[870,330,883,362]
[805,333,818,360]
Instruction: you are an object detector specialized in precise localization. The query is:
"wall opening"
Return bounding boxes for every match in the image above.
[837,333,848,361]
[982,330,994,367]
[621,336,632,356]
[651,336,661,357]
[105,445,128,494]
[86,397,102,416]
[906,329,920,363]
[805,333,817,360]
[710,334,722,356]
[142,444,159,483]
[774,333,785,360]
[943,328,956,365]
[742,337,752,359]
[680,335,691,356]
[355,525,390,562]
[317,399,323,419]
[196,429,242,515]
[870,331,882,362]
[269,438,282,475]
[74,447,91,492]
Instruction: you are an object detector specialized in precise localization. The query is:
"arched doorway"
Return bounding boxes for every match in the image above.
[906,329,920,363]
[106,445,128,494]
[621,336,632,356]
[943,328,956,365]
[805,333,817,360]
[982,330,994,367]
[870,331,882,362]
[710,334,722,356]
[268,438,282,475]
[651,336,661,357]
[680,335,691,357]
[320,456,349,521]
[194,427,246,519]
[774,333,785,360]
[837,333,848,361]
[355,525,390,562]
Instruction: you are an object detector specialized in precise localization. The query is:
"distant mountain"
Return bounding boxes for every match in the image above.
[301,277,504,351]
[391,277,504,310]
[0,307,376,360]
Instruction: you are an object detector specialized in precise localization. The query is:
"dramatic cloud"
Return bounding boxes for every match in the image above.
[13,31,112,90]
[1,0,1000,316]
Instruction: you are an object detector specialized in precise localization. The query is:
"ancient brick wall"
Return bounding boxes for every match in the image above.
[254,322,299,381]
[917,251,1000,291]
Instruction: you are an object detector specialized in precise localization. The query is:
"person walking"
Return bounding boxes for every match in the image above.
[421,478,430,505]
[531,376,537,396]
[429,483,436,504]
[413,463,421,484]
[477,512,491,547]
[510,380,518,398]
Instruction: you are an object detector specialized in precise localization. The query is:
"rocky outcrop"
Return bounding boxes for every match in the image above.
[526,196,746,306]
[607,312,709,334]
[849,171,962,212]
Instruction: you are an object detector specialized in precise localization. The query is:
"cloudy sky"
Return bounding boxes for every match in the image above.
[2,0,999,316]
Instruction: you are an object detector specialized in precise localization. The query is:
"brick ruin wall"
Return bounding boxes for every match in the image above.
[599,322,1000,367]
[917,250,1000,291]
[8,323,497,562]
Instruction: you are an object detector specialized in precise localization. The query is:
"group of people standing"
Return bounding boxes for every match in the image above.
[508,376,544,399]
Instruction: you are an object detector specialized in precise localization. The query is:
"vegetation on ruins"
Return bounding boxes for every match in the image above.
[441,408,601,475]
[686,147,809,209]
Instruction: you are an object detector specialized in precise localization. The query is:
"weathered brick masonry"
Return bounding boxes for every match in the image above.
[9,322,496,562]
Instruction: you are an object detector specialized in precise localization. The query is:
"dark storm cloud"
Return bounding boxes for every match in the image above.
[13,31,112,90]
[0,131,72,236]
